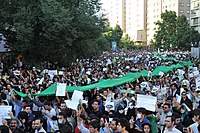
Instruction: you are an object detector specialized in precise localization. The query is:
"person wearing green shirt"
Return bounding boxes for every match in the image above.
[146,110,160,133]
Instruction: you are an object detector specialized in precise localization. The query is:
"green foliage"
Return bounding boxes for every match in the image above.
[153,10,200,50]
[119,34,134,49]
[0,0,109,64]
[112,25,123,44]
[103,24,123,45]
[153,11,177,49]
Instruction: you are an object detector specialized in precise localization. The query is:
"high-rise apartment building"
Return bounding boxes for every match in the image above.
[147,0,191,45]
[190,0,200,32]
[102,0,191,45]
[126,0,147,44]
[146,0,162,45]
[162,0,190,18]
[107,0,126,32]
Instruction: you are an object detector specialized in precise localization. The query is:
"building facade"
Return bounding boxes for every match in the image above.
[146,0,162,45]
[107,0,126,32]
[126,0,147,44]
[102,0,191,45]
[190,0,200,32]
[147,0,191,45]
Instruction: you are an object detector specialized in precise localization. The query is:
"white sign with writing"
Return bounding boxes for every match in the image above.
[13,70,20,76]
[105,101,115,111]
[0,106,12,119]
[56,83,66,96]
[48,70,57,79]
[37,77,44,85]
[65,90,83,110]
[58,71,64,75]
[136,94,157,112]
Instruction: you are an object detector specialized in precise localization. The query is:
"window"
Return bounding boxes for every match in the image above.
[193,18,199,25]
[187,10,190,14]
[191,10,197,17]
[187,3,190,7]
[179,3,184,7]
[179,10,184,13]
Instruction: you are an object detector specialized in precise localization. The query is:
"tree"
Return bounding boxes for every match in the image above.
[112,25,123,44]
[153,11,200,50]
[153,11,177,49]
[176,15,200,48]
[103,24,123,47]
[120,34,134,49]
[0,0,109,65]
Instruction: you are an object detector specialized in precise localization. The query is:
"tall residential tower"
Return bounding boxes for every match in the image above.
[190,0,200,32]
[147,0,191,45]
[126,0,147,44]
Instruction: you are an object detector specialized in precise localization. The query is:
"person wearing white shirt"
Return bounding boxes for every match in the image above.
[43,101,59,132]
[159,103,172,131]
[163,116,181,133]
[188,117,200,133]
[34,117,47,133]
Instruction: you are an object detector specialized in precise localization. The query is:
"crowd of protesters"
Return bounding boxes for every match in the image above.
[0,49,200,133]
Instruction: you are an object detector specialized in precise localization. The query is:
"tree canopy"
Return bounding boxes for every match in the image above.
[153,10,200,50]
[103,24,123,44]
[0,0,110,65]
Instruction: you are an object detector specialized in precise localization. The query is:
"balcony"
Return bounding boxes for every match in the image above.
[191,17,200,26]
[191,9,200,18]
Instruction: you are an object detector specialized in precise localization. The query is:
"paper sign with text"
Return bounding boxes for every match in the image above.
[56,83,66,96]
[136,94,157,112]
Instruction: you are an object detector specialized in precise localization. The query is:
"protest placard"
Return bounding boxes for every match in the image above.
[193,71,200,77]
[56,83,66,96]
[48,70,57,79]
[58,71,64,75]
[65,100,88,110]
[152,86,159,93]
[65,90,83,110]
[105,101,115,111]
[37,77,44,85]
[13,70,20,76]
[0,106,12,119]
[140,82,150,91]
[136,94,157,112]
[72,90,83,101]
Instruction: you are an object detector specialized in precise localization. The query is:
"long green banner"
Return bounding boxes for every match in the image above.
[14,61,193,97]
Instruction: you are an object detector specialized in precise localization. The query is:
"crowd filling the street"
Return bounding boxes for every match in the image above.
[0,50,200,133]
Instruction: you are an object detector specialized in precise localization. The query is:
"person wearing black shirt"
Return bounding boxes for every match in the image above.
[87,99,103,119]
[57,112,73,133]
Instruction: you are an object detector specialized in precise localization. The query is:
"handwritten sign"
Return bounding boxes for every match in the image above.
[65,90,83,110]
[0,106,12,119]
[48,70,57,79]
[56,83,66,96]
[136,94,157,112]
